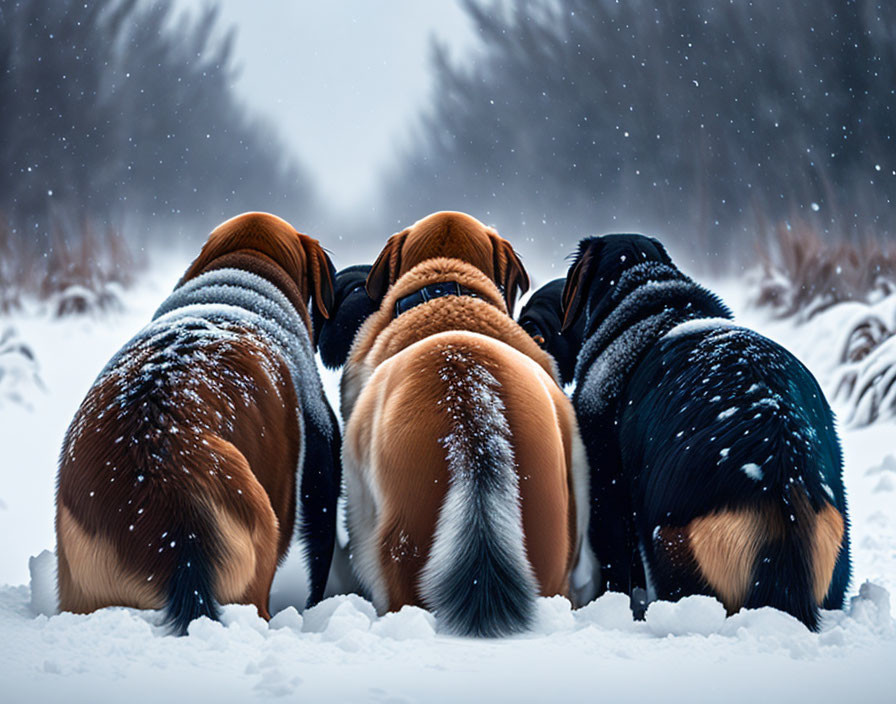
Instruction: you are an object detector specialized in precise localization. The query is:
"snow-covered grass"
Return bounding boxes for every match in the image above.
[1,266,895,702]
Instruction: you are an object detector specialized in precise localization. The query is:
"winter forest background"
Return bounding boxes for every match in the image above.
[2,3,896,699]
[2,0,895,313]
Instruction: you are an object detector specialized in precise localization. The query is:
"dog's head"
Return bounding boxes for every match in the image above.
[561,234,673,333]
[313,264,378,369]
[518,279,581,385]
[179,212,336,326]
[365,211,530,313]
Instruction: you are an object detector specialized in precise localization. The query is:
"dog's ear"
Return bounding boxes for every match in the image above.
[317,284,378,369]
[561,239,602,332]
[300,234,336,320]
[314,265,376,366]
[649,237,674,265]
[489,232,530,313]
[366,229,409,300]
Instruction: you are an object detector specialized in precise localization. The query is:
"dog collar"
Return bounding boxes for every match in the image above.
[394,281,480,317]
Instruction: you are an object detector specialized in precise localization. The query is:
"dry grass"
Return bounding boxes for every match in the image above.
[752,221,896,319]
[0,211,142,318]
[0,215,23,315]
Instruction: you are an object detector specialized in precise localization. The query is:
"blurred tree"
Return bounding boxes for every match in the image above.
[0,0,315,297]
[384,0,896,264]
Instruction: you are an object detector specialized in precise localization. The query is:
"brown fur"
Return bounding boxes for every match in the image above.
[180,211,334,319]
[672,491,845,614]
[687,508,768,611]
[57,506,165,613]
[365,211,530,312]
[56,212,332,622]
[812,503,845,604]
[342,257,558,419]
[343,239,584,617]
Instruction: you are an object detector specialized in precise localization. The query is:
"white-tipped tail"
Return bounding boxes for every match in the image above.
[418,347,538,637]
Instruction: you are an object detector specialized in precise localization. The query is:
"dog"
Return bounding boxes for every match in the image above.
[56,212,341,634]
[313,264,376,370]
[517,278,582,386]
[552,233,850,630]
[338,211,588,636]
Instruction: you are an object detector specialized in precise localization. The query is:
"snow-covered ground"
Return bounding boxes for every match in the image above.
[1,264,894,702]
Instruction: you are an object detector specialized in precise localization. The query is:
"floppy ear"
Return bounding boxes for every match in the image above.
[366,229,409,301]
[489,232,530,313]
[300,234,336,320]
[561,240,601,332]
[317,286,378,369]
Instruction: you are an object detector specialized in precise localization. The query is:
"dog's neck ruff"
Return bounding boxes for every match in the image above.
[574,262,732,415]
[394,280,481,317]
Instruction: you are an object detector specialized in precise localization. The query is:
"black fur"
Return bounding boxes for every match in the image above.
[164,504,223,636]
[298,398,343,607]
[517,279,581,385]
[559,234,850,630]
[313,264,377,369]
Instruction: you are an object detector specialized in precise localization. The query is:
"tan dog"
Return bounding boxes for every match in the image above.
[56,212,341,634]
[340,211,588,636]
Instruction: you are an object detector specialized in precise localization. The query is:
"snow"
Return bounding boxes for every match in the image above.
[1,266,895,700]
[741,462,764,481]
[662,316,740,340]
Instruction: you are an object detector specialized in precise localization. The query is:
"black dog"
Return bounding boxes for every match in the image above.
[518,279,581,386]
[553,234,850,630]
[313,264,377,369]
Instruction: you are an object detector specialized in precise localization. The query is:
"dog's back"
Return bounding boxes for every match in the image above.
[561,235,850,630]
[342,259,585,636]
[56,213,339,633]
[623,322,850,627]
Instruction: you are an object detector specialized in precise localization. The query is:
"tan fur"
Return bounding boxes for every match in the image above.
[812,504,845,604]
[57,506,164,613]
[203,436,280,617]
[210,507,257,604]
[682,494,844,613]
[687,508,768,612]
[346,332,576,609]
[365,211,529,310]
[342,258,559,421]
[343,233,583,617]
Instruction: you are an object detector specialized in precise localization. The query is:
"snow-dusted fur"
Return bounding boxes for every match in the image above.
[418,347,539,637]
[341,257,581,636]
[566,239,850,630]
[153,268,335,549]
[88,267,335,616]
[573,266,732,416]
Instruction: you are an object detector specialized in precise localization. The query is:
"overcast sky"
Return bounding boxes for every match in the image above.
[208,1,478,210]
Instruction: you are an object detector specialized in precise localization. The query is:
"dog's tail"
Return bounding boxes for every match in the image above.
[162,501,223,636]
[684,409,847,632]
[419,348,539,637]
[163,437,279,636]
[739,421,846,630]
[741,490,844,631]
[165,506,221,635]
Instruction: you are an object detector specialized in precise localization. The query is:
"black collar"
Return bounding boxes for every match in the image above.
[394,280,481,317]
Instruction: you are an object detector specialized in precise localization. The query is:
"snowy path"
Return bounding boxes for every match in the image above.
[1,269,894,702]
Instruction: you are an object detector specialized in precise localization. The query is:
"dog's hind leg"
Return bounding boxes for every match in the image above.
[648,491,846,631]
[202,436,280,621]
[56,504,166,614]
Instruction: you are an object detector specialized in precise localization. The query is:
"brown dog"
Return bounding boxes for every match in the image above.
[56,212,342,634]
[339,211,588,636]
